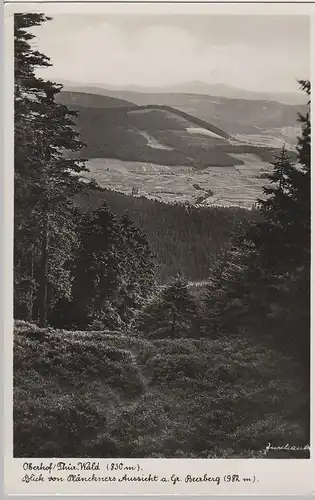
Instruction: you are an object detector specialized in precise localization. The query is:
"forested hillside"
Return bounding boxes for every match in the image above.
[63,103,244,167]
[56,90,136,109]
[59,92,285,166]
[61,86,306,145]
[75,187,258,283]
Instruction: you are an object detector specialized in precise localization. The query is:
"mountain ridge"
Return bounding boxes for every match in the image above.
[58,79,305,106]
[57,88,305,148]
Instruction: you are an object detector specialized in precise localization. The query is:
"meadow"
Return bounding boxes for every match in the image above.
[83,155,272,208]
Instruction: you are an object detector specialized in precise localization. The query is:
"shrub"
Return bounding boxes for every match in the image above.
[14,322,309,458]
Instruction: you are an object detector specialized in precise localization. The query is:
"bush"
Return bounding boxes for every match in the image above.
[14,393,105,457]
[14,322,309,458]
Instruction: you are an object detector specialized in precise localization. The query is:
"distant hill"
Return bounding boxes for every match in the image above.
[59,85,305,147]
[158,81,306,105]
[60,90,289,169]
[61,92,257,168]
[59,79,305,105]
[96,91,303,138]
[56,90,136,109]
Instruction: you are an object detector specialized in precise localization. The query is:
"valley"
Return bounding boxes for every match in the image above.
[58,89,302,208]
[83,155,271,208]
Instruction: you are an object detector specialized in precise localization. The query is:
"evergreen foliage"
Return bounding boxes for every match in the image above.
[137,276,201,338]
[14,321,309,458]
[75,187,258,283]
[203,81,310,362]
[118,212,157,324]
[14,13,87,325]
[201,83,310,439]
[14,14,157,331]
[50,203,157,330]
[67,203,123,329]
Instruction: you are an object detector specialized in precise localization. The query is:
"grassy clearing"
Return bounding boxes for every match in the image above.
[14,320,308,458]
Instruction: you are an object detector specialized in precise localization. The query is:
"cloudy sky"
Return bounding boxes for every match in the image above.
[31,14,310,93]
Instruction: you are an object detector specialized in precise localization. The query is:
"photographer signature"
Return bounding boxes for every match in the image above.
[264,443,310,455]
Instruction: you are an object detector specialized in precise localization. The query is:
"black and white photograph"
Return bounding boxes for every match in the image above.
[11,7,311,464]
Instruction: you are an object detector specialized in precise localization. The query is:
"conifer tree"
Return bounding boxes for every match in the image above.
[249,146,296,272]
[138,275,200,338]
[203,236,261,336]
[118,212,156,323]
[203,80,310,349]
[68,203,123,328]
[205,81,310,353]
[252,81,310,272]
[14,13,87,325]
[263,144,291,194]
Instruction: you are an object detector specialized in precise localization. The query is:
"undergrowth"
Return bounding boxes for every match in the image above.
[14,320,309,458]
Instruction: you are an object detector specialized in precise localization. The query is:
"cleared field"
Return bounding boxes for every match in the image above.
[138,130,173,150]
[229,153,271,174]
[84,155,272,208]
[232,126,301,149]
[186,127,225,139]
[128,108,153,115]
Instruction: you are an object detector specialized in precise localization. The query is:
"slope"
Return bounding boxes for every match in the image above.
[64,101,247,168]
[61,91,278,169]
[14,320,309,458]
[59,87,306,148]
[122,92,304,146]
[74,187,257,283]
[56,90,136,109]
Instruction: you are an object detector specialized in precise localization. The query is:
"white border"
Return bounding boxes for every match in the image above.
[4,2,315,14]
[3,3,315,496]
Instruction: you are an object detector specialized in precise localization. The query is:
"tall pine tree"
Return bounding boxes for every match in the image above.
[54,204,157,330]
[118,211,156,324]
[203,80,310,357]
[14,13,87,325]
[137,275,201,338]
[65,203,123,329]
[252,81,310,272]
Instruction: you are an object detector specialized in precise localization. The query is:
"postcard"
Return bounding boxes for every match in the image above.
[3,1,314,495]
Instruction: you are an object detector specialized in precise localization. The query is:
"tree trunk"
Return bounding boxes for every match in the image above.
[171,310,176,337]
[39,214,49,326]
[27,249,34,321]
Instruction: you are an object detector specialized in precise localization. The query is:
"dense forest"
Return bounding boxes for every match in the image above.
[75,187,258,283]
[13,13,310,459]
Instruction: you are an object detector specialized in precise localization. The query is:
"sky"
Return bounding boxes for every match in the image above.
[30,14,310,93]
